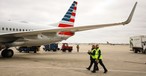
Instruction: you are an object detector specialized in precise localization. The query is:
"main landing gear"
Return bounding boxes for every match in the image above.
[1,49,14,58]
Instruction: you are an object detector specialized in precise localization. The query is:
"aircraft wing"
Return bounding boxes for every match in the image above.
[70,1,137,32]
[0,2,137,38]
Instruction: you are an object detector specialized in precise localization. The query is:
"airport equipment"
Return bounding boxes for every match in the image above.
[130,35,146,53]
[43,43,59,52]
[61,43,73,52]
[0,1,137,58]
[17,46,40,53]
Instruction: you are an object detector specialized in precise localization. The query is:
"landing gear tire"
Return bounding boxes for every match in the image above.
[62,49,66,52]
[1,49,14,58]
[134,49,138,53]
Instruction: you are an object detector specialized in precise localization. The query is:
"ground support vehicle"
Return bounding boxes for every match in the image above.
[43,43,59,52]
[61,43,73,52]
[130,35,146,54]
[17,46,40,53]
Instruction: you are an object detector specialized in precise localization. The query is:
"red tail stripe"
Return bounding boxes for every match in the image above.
[71,13,76,16]
[58,31,74,36]
[74,7,77,10]
[74,1,78,4]
[58,24,73,27]
[69,19,75,22]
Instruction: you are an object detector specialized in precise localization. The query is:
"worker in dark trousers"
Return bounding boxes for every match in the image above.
[87,45,99,73]
[76,44,79,52]
[95,44,108,73]
[86,45,99,71]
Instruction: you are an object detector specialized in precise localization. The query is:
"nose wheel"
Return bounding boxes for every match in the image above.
[1,49,14,58]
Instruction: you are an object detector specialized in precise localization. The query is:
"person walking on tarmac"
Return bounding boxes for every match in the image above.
[76,44,79,52]
[86,45,98,71]
[87,45,98,73]
[95,44,108,73]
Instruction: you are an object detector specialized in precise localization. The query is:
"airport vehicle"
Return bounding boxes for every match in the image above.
[43,43,59,52]
[17,46,40,53]
[61,43,73,52]
[130,35,146,53]
[0,1,137,58]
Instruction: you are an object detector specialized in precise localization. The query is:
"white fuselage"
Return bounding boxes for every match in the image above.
[0,21,69,47]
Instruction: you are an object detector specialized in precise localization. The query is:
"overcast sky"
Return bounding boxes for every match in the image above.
[0,0,146,43]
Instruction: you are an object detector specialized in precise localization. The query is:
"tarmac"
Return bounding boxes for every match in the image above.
[0,44,146,76]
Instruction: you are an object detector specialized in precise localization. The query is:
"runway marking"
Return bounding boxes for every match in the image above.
[0,66,146,74]
[124,61,146,64]
[109,69,146,74]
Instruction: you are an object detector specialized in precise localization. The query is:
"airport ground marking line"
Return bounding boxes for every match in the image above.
[0,66,146,74]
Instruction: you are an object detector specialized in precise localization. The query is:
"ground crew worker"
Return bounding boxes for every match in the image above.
[87,45,98,73]
[76,44,79,52]
[86,45,98,71]
[95,44,108,73]
[143,43,146,53]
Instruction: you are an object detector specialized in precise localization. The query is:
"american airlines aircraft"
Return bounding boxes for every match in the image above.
[0,1,137,58]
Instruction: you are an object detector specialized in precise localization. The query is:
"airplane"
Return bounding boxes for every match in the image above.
[0,1,137,58]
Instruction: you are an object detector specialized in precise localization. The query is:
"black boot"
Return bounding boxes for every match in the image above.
[86,68,90,70]
[96,67,99,71]
[91,71,96,73]
[104,69,108,73]
[96,68,99,71]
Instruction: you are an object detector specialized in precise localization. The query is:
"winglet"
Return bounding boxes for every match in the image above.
[122,2,137,25]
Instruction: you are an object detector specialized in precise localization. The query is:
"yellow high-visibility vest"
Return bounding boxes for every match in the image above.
[96,48,103,59]
[91,49,98,59]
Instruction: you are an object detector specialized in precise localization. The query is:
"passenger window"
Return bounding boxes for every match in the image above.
[2,27,4,30]
[9,28,12,31]
[6,28,8,31]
